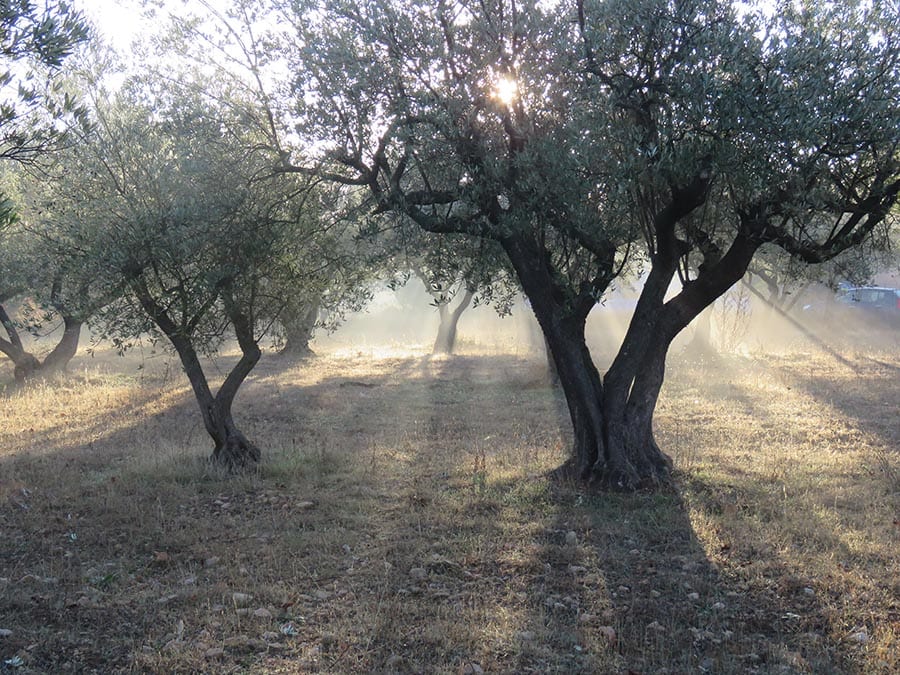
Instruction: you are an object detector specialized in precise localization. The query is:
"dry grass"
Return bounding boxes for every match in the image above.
[0,341,897,674]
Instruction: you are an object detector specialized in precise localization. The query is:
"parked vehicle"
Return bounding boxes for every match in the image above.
[833,286,900,333]
[836,286,900,312]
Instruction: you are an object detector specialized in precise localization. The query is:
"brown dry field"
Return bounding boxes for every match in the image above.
[0,334,898,674]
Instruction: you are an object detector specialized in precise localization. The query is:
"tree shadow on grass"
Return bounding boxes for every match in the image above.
[522,476,863,674]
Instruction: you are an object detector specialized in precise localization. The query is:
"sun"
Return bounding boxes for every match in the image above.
[494,76,518,106]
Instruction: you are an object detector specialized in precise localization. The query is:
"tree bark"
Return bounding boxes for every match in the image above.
[432,288,474,354]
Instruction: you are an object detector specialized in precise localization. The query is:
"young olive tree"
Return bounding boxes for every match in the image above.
[283,0,900,489]
[28,76,330,469]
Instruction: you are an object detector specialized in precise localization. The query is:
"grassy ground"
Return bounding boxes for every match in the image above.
[0,341,897,674]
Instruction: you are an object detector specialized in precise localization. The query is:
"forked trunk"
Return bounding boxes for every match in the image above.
[432,288,474,355]
[599,334,674,490]
[132,280,262,471]
[171,332,262,471]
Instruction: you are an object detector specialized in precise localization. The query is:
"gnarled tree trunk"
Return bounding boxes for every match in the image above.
[503,218,761,490]
[132,279,262,471]
[0,303,82,383]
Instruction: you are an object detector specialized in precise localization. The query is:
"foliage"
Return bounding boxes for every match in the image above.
[0,0,90,164]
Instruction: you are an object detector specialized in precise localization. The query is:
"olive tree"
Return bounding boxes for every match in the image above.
[281,0,899,489]
[26,74,334,469]
[0,219,90,381]
[0,0,89,379]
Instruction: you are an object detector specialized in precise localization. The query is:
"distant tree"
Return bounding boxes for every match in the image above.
[410,234,516,355]
[283,0,900,489]
[427,279,475,355]
[0,231,90,382]
[272,189,376,359]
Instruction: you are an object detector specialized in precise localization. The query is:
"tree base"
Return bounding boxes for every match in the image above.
[278,344,316,360]
[211,432,261,472]
[589,455,673,491]
[549,440,674,492]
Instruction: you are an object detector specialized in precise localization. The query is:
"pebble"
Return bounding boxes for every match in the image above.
[252,607,272,619]
[232,592,253,607]
[565,531,577,546]
[409,567,428,581]
[0,629,12,638]
[687,592,700,601]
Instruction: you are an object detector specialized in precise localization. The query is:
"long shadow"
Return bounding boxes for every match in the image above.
[776,355,900,452]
